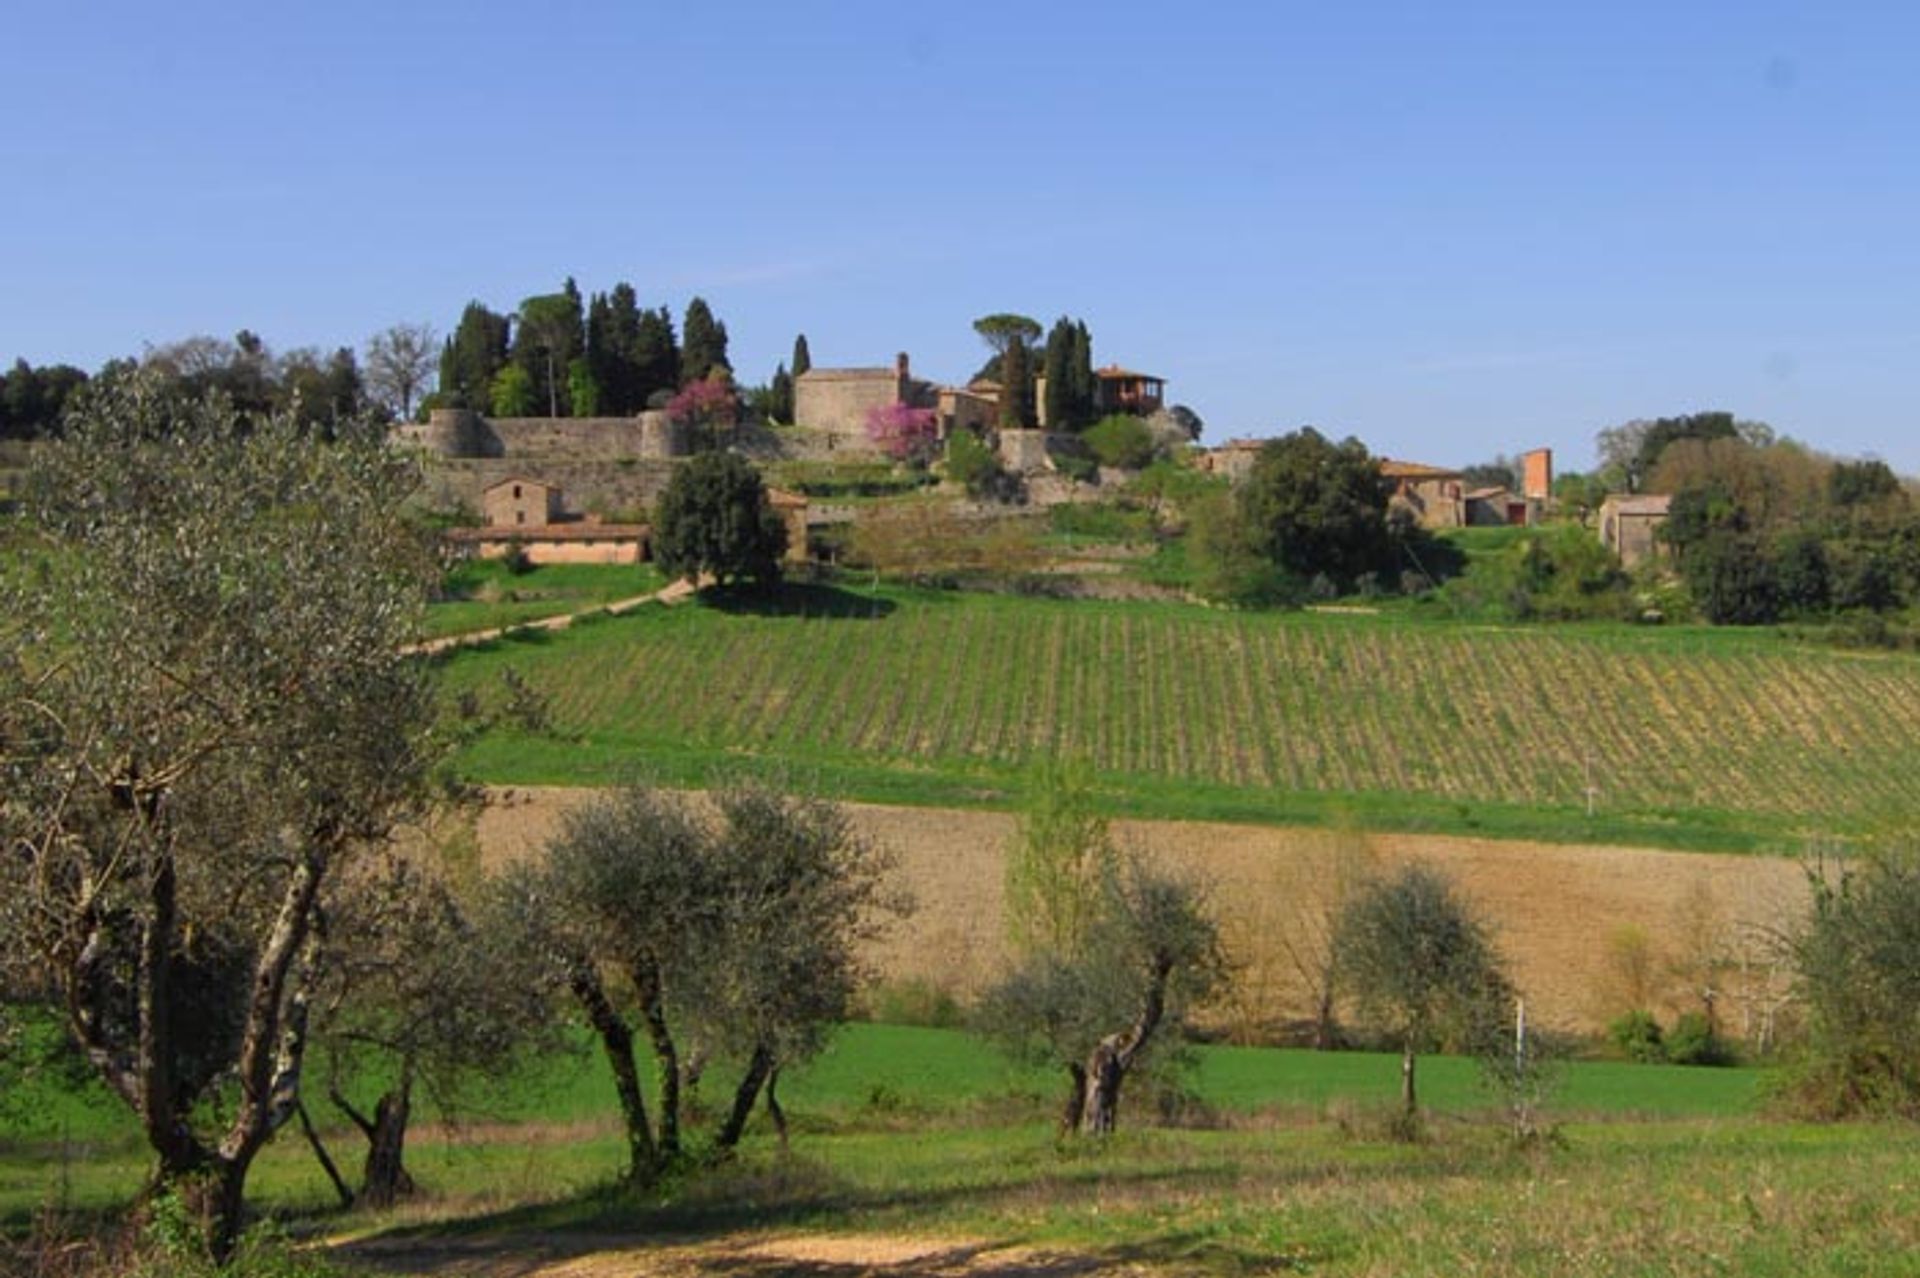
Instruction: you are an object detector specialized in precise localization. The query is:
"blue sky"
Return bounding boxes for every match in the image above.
[4,1,1917,471]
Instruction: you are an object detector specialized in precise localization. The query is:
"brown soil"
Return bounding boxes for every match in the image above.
[469,788,1806,1037]
[344,1231,1120,1277]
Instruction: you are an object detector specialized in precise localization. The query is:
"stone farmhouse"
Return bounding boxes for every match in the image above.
[446,477,651,565]
[1382,447,1554,530]
[1598,493,1673,568]
[1381,459,1469,529]
[443,476,813,567]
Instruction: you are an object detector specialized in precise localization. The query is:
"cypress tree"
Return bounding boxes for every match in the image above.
[791,333,812,378]
[1070,322,1095,426]
[1042,317,1074,430]
[633,307,680,406]
[438,302,510,411]
[770,362,794,424]
[588,283,646,413]
[681,297,730,385]
[999,337,1033,429]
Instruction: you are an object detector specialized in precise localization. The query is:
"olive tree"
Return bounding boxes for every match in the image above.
[305,852,557,1208]
[511,780,903,1180]
[984,808,1225,1138]
[1334,865,1510,1134]
[0,372,441,1258]
[1783,848,1920,1118]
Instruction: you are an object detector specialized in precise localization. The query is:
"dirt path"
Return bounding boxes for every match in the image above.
[344,1231,1125,1277]
[408,578,701,656]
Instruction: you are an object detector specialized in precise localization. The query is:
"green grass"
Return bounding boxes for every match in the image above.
[423,561,664,638]
[431,583,1920,852]
[0,1024,1762,1212]
[10,1024,1902,1277]
[16,1026,1895,1277]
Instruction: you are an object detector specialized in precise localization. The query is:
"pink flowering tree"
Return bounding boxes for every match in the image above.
[667,376,741,451]
[865,401,940,465]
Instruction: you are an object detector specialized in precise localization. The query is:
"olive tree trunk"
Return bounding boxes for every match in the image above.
[1071,958,1172,1137]
[567,962,657,1180]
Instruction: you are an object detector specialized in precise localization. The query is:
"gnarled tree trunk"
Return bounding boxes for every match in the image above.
[333,1064,416,1209]
[633,961,681,1157]
[715,1042,775,1152]
[567,961,657,1180]
[1071,959,1172,1137]
[1060,1063,1088,1136]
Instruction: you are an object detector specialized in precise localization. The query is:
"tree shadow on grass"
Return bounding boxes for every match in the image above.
[697,584,897,620]
[337,1137,1463,1274]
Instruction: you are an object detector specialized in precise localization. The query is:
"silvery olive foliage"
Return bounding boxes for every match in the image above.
[0,370,442,1256]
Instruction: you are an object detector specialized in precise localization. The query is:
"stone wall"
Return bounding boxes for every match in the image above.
[469,536,645,567]
[997,429,1052,474]
[422,459,680,521]
[394,409,686,461]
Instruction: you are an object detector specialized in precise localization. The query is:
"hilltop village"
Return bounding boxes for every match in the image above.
[381,293,1905,635]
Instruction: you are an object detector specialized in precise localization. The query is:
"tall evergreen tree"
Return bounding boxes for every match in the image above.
[769,362,794,424]
[438,302,510,412]
[681,297,730,385]
[1043,318,1074,430]
[587,284,647,414]
[791,333,812,379]
[999,336,1034,429]
[634,307,680,406]
[1070,321,1095,425]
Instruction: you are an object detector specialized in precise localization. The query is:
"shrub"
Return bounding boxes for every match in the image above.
[861,978,964,1029]
[1778,849,1920,1118]
[1607,1009,1666,1063]
[1665,1011,1735,1066]
[1083,414,1156,470]
[943,429,999,496]
[864,402,939,464]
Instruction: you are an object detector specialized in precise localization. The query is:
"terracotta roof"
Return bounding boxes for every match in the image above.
[1466,486,1514,502]
[765,487,809,509]
[1379,458,1463,480]
[448,523,649,543]
[1219,437,1268,451]
[1094,364,1163,382]
[1601,493,1673,516]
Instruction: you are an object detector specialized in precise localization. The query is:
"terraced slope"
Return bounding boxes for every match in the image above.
[438,588,1920,850]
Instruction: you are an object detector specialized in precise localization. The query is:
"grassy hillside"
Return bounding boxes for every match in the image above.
[435,585,1920,852]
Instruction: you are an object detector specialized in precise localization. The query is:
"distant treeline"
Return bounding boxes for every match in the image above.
[0,276,755,441]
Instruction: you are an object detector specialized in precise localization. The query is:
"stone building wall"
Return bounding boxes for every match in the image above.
[793,367,906,445]
[394,409,686,461]
[481,478,561,527]
[422,459,680,521]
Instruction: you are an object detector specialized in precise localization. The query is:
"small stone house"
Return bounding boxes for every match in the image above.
[454,477,649,565]
[1599,493,1673,568]
[1202,438,1268,483]
[482,477,562,529]
[1466,486,1530,527]
[1381,459,1466,529]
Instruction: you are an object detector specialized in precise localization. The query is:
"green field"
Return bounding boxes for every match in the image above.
[434,585,1920,852]
[0,1025,1763,1221]
[424,561,665,639]
[14,1026,1910,1278]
